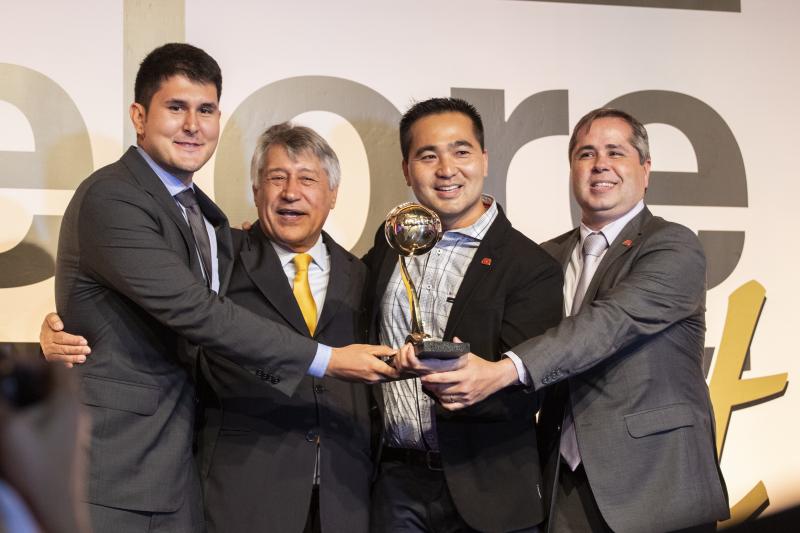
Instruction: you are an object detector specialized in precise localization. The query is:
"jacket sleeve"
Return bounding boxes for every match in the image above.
[77,177,318,397]
[516,221,706,390]
[441,243,564,422]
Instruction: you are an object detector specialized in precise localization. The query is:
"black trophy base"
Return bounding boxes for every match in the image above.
[413,340,470,359]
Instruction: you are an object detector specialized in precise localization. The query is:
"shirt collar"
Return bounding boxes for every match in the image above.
[444,194,498,241]
[270,233,328,271]
[136,146,193,196]
[579,200,644,245]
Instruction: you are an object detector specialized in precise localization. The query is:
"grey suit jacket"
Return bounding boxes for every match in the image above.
[55,147,318,515]
[200,226,371,533]
[515,207,729,532]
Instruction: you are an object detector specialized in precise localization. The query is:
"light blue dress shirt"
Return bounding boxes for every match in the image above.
[136,146,220,293]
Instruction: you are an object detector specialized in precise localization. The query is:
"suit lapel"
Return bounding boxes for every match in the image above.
[583,207,651,305]
[120,147,205,283]
[442,208,508,340]
[316,232,352,336]
[239,225,310,335]
[555,230,580,271]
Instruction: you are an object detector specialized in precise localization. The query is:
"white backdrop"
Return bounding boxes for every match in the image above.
[1,0,797,523]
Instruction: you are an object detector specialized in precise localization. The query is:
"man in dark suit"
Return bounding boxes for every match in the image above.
[365,98,564,532]
[421,108,729,532]
[199,123,372,533]
[50,43,395,532]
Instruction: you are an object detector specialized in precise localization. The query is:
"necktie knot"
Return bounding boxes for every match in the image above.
[293,253,313,272]
[582,232,608,258]
[174,188,199,209]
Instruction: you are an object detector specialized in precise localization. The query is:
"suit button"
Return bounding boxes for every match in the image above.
[270,376,280,384]
[306,430,319,443]
[314,384,325,393]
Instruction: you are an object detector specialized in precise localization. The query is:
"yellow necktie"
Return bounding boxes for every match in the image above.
[292,253,317,335]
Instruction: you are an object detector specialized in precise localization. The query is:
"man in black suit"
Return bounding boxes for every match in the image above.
[421,109,728,532]
[199,123,372,533]
[365,98,563,532]
[48,43,396,532]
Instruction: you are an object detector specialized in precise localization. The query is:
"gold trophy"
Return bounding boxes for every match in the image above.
[384,202,470,358]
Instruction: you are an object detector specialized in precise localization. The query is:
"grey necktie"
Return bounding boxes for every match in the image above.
[560,231,608,471]
[175,188,212,286]
[570,232,608,314]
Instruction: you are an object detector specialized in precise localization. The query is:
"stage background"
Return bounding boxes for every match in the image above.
[1,0,796,526]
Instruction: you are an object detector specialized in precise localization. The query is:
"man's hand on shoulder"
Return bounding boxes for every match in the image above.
[39,313,91,368]
[326,344,400,384]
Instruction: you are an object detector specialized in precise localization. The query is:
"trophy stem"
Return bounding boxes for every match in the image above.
[399,256,426,338]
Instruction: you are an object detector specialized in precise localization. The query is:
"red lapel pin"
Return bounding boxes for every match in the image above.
[481,257,492,266]
[622,239,633,247]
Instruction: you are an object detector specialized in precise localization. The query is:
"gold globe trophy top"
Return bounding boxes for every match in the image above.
[384,202,443,257]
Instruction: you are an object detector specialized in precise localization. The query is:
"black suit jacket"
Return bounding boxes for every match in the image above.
[200,226,372,533]
[55,147,319,514]
[363,205,563,533]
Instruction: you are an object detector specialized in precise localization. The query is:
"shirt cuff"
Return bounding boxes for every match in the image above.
[503,351,531,387]
[307,343,332,378]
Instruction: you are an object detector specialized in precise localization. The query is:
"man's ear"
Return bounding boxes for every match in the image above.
[643,158,652,190]
[402,159,410,186]
[130,103,146,137]
[330,185,339,209]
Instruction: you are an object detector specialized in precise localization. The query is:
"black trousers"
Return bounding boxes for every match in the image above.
[369,459,481,533]
[370,458,540,533]
[304,485,321,533]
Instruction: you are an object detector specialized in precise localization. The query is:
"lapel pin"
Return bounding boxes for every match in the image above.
[622,239,633,247]
[481,257,492,266]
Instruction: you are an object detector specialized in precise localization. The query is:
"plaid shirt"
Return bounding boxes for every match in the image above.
[379,196,498,450]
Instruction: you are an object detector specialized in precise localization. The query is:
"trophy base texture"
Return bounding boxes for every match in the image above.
[412,339,470,359]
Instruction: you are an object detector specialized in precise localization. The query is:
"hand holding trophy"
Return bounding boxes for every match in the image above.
[384,202,470,358]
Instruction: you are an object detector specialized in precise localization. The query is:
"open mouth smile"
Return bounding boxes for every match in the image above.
[276,208,307,219]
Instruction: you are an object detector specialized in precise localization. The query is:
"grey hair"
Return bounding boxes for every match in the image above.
[250,122,341,190]
[568,108,650,165]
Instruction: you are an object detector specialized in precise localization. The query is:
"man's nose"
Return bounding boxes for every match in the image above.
[436,155,456,178]
[281,176,301,200]
[592,153,610,173]
[183,110,199,133]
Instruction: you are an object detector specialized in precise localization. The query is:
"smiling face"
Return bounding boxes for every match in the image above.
[130,75,220,184]
[402,112,488,230]
[253,144,338,252]
[570,116,651,230]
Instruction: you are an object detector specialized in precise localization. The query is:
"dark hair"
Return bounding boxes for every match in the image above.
[134,43,222,110]
[399,97,484,160]
[568,108,650,164]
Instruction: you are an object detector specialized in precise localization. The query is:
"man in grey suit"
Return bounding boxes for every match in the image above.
[418,108,729,532]
[50,43,395,532]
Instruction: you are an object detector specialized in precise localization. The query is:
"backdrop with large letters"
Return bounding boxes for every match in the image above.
[1,0,796,526]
